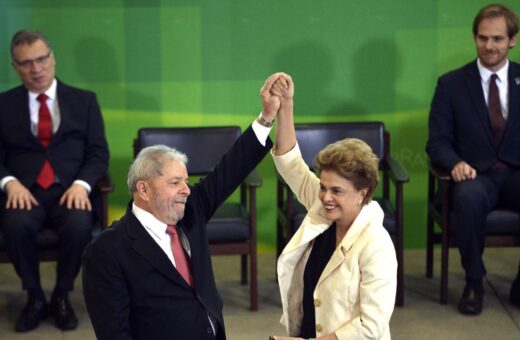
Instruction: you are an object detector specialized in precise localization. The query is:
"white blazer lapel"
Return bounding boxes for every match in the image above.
[317,201,384,285]
[281,200,331,255]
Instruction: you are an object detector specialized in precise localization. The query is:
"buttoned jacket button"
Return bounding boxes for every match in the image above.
[316,323,323,332]
[314,298,321,307]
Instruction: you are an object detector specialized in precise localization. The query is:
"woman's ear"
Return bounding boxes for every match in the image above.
[359,188,368,203]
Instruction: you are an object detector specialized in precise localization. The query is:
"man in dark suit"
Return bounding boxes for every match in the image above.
[0,30,109,331]
[427,4,520,315]
[82,73,284,340]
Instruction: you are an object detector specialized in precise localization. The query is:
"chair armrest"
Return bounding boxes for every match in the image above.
[387,156,409,184]
[245,169,262,187]
[429,163,451,182]
[95,174,114,193]
[95,174,113,229]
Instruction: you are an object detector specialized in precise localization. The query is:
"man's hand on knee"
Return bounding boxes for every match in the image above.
[59,183,92,211]
[4,179,38,210]
[451,161,477,182]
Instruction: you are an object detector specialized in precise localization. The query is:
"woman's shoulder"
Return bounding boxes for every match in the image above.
[355,218,395,254]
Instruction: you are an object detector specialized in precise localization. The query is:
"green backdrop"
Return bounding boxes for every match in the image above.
[2,0,519,252]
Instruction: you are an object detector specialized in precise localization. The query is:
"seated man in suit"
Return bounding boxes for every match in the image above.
[82,73,283,340]
[0,30,109,332]
[426,4,520,315]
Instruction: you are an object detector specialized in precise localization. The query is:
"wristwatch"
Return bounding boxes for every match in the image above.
[256,112,275,127]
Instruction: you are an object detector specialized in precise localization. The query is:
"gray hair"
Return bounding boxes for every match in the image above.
[127,145,188,193]
[10,29,52,60]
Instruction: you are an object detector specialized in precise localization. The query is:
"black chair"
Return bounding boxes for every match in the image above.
[134,126,261,311]
[276,122,408,306]
[0,174,113,262]
[426,163,520,304]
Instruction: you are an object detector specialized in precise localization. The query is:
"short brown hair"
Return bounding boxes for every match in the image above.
[10,29,52,60]
[313,138,379,205]
[473,3,519,39]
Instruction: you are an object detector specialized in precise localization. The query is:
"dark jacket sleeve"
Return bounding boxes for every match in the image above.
[82,230,133,340]
[75,92,109,187]
[54,84,109,188]
[190,124,273,223]
[426,75,464,170]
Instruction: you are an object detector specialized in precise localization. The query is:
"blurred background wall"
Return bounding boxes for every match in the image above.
[2,0,518,251]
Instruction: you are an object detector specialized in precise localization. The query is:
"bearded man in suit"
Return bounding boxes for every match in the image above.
[427,4,520,315]
[82,73,285,340]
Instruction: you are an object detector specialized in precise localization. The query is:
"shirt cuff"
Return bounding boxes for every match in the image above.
[0,176,16,192]
[252,117,272,146]
[74,179,91,193]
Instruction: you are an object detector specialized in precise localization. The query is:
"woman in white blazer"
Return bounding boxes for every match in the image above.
[270,74,397,340]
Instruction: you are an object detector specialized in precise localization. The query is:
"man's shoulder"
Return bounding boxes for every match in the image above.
[438,61,476,82]
[0,84,26,98]
[509,60,520,71]
[57,80,97,98]
[90,217,129,247]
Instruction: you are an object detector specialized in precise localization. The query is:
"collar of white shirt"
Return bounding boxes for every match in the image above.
[477,58,509,83]
[132,202,169,241]
[28,78,57,101]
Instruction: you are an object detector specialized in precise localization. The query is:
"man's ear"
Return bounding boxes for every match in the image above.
[135,180,150,201]
[510,34,518,49]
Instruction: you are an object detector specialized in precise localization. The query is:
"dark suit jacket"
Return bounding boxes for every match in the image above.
[426,60,520,171]
[0,80,109,190]
[82,126,272,340]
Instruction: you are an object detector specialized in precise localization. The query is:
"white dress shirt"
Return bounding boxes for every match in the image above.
[29,78,60,135]
[132,202,178,266]
[0,79,91,192]
[478,58,509,120]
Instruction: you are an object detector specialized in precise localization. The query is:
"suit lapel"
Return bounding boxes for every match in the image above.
[318,244,345,285]
[53,80,69,143]
[124,210,191,288]
[465,62,495,146]
[317,221,362,286]
[506,62,520,136]
[281,200,331,255]
[13,87,41,147]
[317,202,384,286]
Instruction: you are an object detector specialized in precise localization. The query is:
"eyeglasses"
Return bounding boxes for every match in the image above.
[13,50,52,70]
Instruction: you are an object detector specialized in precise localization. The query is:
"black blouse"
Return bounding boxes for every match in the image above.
[299,223,337,338]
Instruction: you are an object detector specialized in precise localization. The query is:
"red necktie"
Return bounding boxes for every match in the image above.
[36,94,55,189]
[166,225,194,287]
[488,74,506,146]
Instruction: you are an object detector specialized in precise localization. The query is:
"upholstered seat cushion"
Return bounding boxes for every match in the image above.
[0,226,102,253]
[432,202,520,236]
[485,210,520,234]
[206,203,250,243]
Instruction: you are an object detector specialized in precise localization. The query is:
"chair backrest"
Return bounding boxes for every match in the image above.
[295,122,386,170]
[134,126,242,176]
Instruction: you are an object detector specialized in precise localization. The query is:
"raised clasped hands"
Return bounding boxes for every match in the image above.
[271,73,294,102]
[260,72,294,120]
